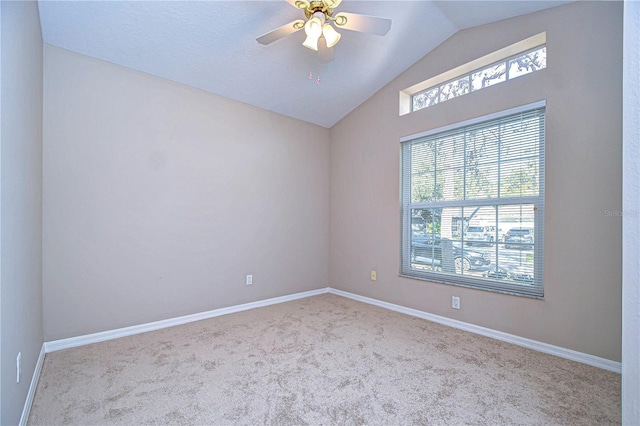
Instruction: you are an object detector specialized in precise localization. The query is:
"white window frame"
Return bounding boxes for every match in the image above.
[400,101,546,298]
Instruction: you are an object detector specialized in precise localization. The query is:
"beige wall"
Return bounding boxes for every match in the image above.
[41,1,623,363]
[43,45,330,340]
[330,1,623,361]
[1,1,44,424]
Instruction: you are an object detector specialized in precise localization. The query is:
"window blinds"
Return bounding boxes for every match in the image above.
[400,103,545,298]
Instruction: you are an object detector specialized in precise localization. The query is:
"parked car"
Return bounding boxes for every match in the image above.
[464,225,495,246]
[411,234,491,273]
[503,227,534,249]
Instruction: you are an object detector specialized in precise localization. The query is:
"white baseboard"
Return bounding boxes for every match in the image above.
[19,286,625,426]
[43,286,621,374]
[20,344,46,426]
[44,288,329,353]
[328,288,621,373]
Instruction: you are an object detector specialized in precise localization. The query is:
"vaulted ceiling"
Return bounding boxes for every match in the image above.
[38,1,568,128]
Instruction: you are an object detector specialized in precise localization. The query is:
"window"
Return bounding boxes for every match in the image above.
[400,102,545,298]
[411,46,546,113]
[399,33,547,117]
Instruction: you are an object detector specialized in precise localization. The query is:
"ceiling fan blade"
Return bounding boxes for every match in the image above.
[324,0,342,9]
[333,12,391,36]
[317,36,334,63]
[285,0,310,9]
[256,19,305,45]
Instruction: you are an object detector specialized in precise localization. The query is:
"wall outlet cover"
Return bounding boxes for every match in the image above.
[452,296,461,309]
[17,352,21,383]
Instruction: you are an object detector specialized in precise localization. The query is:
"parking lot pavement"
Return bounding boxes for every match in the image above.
[465,245,534,278]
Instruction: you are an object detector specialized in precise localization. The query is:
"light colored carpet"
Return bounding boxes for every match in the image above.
[28,294,620,425]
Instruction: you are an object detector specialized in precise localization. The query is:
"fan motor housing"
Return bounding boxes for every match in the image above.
[303,1,333,20]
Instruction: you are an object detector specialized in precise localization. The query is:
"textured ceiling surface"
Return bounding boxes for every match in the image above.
[38,1,568,128]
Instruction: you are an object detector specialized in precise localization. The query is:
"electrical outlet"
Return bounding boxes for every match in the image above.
[370,270,377,281]
[246,274,253,285]
[17,352,21,383]
[452,296,461,310]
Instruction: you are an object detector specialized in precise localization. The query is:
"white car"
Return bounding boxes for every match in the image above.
[464,226,496,246]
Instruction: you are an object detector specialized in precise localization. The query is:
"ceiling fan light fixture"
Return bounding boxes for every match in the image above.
[317,35,334,63]
[258,0,392,63]
[302,16,323,51]
[322,23,341,48]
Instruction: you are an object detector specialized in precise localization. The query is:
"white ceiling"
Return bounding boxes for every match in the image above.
[38,0,568,128]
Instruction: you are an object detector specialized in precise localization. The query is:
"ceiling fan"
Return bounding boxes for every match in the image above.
[256,0,392,63]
